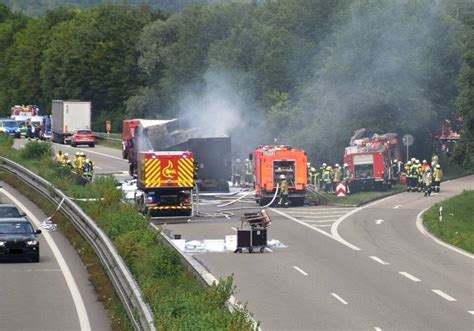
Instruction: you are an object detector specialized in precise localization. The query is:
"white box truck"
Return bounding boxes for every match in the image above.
[51,100,91,144]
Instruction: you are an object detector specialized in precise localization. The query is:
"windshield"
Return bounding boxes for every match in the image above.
[3,121,18,127]
[0,207,21,218]
[0,222,33,234]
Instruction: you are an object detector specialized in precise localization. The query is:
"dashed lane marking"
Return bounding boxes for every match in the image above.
[331,293,348,305]
[399,271,421,282]
[369,256,390,265]
[431,289,457,302]
[293,266,309,276]
[468,311,474,315]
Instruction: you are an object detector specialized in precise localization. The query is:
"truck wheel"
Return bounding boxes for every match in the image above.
[71,142,76,147]
[248,247,253,253]
[89,143,95,148]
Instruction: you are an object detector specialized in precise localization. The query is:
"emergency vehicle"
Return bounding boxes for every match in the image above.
[343,129,400,191]
[250,145,308,206]
[135,151,195,217]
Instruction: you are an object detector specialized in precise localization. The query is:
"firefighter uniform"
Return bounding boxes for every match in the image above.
[278,175,289,207]
[415,160,422,192]
[319,163,327,189]
[433,165,443,192]
[310,167,318,186]
[322,166,332,193]
[422,169,433,197]
[408,162,419,192]
[333,164,342,193]
[55,151,64,163]
[343,163,352,194]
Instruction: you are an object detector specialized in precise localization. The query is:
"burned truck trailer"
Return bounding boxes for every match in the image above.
[166,137,232,192]
[127,119,231,192]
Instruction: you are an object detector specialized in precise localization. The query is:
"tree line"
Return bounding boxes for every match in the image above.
[0,0,472,169]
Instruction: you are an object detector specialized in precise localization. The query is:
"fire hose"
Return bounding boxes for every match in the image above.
[217,182,280,212]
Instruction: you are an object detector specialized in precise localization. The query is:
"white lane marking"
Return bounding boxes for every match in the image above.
[374,328,382,331]
[416,209,474,259]
[1,188,91,331]
[305,219,336,223]
[331,293,348,305]
[399,271,421,282]
[468,311,474,315]
[293,266,308,276]
[287,211,349,215]
[369,256,390,265]
[393,205,402,209]
[432,289,457,302]
[375,219,384,225]
[291,214,341,219]
[313,224,332,227]
[94,166,102,169]
[272,208,361,251]
[231,227,237,231]
[287,208,353,212]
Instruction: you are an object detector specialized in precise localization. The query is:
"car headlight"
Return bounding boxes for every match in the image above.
[0,241,5,246]
[27,240,38,246]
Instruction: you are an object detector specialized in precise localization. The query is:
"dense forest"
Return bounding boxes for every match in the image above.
[0,0,472,168]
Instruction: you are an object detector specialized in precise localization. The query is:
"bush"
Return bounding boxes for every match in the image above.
[19,141,53,159]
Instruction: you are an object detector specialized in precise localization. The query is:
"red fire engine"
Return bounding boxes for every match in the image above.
[250,145,308,206]
[343,129,400,191]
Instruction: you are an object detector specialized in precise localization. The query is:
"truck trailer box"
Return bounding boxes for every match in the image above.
[51,100,91,143]
[137,151,194,190]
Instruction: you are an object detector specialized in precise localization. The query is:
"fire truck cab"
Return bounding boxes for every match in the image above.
[343,131,400,191]
[250,145,308,206]
[135,151,195,217]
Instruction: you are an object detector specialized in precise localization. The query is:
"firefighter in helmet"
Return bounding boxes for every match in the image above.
[319,163,327,190]
[343,163,352,194]
[278,174,289,207]
[433,164,443,192]
[322,166,333,193]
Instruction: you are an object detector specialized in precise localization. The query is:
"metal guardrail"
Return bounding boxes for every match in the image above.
[93,132,122,142]
[0,156,155,331]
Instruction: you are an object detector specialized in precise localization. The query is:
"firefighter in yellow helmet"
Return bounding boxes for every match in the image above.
[433,164,443,192]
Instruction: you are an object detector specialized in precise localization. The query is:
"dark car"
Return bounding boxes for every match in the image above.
[70,129,95,147]
[0,218,41,262]
[0,204,25,218]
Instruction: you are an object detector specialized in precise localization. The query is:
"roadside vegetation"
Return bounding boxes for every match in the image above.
[423,190,474,254]
[0,137,257,330]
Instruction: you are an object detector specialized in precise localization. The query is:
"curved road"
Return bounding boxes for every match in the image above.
[14,139,474,330]
[0,181,110,331]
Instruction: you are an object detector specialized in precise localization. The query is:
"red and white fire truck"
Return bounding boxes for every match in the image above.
[343,129,400,191]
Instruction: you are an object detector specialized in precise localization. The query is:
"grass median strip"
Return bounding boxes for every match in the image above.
[423,190,474,254]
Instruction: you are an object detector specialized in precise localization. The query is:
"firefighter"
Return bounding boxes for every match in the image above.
[55,150,64,163]
[408,161,419,192]
[422,168,433,197]
[82,158,94,180]
[232,158,241,187]
[310,167,318,186]
[421,159,431,176]
[433,164,443,193]
[319,163,327,189]
[322,166,332,193]
[415,159,423,192]
[278,174,289,207]
[431,153,439,166]
[244,159,252,187]
[61,153,72,168]
[333,164,342,193]
[391,159,399,187]
[343,163,352,194]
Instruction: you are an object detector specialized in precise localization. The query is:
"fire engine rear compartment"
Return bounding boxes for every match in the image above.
[273,160,296,186]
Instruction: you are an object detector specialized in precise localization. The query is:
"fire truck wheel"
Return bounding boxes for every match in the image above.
[248,247,254,253]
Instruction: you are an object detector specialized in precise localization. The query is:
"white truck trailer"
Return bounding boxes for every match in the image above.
[51,100,91,144]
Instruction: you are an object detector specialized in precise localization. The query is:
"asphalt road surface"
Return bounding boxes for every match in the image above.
[12,139,474,330]
[0,181,110,331]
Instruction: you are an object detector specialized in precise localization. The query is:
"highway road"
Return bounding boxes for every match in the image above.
[0,181,111,331]
[12,139,474,330]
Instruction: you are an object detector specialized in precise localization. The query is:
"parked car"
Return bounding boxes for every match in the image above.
[0,119,21,138]
[0,218,41,262]
[0,204,25,218]
[70,129,95,147]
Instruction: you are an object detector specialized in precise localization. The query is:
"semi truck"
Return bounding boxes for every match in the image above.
[343,129,401,191]
[250,145,308,206]
[135,151,195,217]
[51,100,91,144]
[166,137,232,192]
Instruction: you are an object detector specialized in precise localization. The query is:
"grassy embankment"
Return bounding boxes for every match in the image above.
[0,136,256,330]
[423,190,474,253]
